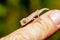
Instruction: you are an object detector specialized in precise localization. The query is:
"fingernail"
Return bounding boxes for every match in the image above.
[50,10,60,25]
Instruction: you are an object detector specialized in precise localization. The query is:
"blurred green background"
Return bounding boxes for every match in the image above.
[0,0,60,40]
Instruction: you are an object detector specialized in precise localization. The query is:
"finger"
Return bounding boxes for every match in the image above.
[49,10,60,28]
[33,10,60,39]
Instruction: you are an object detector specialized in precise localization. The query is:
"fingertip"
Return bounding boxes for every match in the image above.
[50,10,60,28]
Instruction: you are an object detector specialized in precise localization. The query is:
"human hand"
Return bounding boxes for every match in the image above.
[0,9,60,40]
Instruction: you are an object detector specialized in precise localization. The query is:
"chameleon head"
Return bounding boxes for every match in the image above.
[20,18,28,26]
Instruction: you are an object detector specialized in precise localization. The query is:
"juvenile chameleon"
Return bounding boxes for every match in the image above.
[20,8,50,26]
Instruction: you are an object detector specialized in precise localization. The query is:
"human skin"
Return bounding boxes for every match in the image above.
[0,10,60,40]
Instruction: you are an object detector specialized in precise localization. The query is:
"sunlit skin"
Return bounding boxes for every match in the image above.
[0,9,60,40]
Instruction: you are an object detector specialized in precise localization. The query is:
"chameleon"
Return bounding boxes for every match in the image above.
[20,8,50,26]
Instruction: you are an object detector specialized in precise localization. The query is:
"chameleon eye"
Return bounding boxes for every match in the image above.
[22,20,27,24]
[20,18,27,26]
